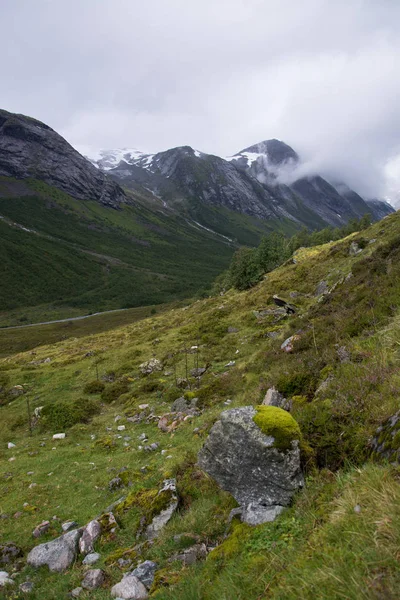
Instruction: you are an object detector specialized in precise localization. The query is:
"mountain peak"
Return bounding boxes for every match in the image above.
[238,139,299,165]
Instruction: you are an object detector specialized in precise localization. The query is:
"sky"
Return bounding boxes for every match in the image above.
[1,0,400,203]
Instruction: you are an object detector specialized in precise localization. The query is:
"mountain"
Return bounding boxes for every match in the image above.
[0,109,126,208]
[89,139,394,231]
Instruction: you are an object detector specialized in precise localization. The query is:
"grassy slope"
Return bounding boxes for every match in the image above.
[1,212,400,598]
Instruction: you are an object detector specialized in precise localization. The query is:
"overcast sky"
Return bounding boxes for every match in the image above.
[1,0,400,202]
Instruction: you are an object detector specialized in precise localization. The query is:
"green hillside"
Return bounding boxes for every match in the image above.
[1,211,400,598]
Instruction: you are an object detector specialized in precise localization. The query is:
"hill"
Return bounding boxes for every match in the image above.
[1,211,400,598]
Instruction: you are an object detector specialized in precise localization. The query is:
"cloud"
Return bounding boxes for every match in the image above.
[0,0,399,203]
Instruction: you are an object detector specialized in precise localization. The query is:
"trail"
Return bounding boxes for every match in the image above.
[1,308,129,330]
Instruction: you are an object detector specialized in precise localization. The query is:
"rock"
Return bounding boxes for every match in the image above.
[198,406,303,525]
[336,345,350,363]
[227,326,239,333]
[52,433,66,440]
[0,571,14,586]
[29,483,37,489]
[62,520,78,532]
[32,520,50,538]
[171,397,192,413]
[173,543,207,566]
[225,360,235,367]
[281,334,300,353]
[315,280,329,296]
[111,575,148,599]
[0,543,23,565]
[9,385,24,397]
[79,520,101,555]
[117,425,126,431]
[349,241,362,255]
[262,387,292,411]
[138,404,149,410]
[371,411,400,463]
[7,442,15,449]
[82,552,101,565]
[109,477,124,491]
[190,367,207,377]
[81,568,105,590]
[138,433,148,441]
[33,406,44,418]
[145,479,179,540]
[139,359,162,375]
[272,295,296,314]
[130,560,158,589]
[27,529,81,572]
[354,504,362,513]
[71,587,83,598]
[19,581,34,593]
[150,442,159,451]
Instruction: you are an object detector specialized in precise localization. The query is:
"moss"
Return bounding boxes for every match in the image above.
[116,486,174,527]
[207,521,251,564]
[94,435,116,450]
[253,405,302,451]
[105,546,137,566]
[150,567,181,593]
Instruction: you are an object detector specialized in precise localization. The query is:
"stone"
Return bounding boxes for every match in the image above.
[62,520,78,532]
[190,367,207,377]
[371,411,400,463]
[0,543,23,565]
[349,241,362,256]
[336,345,350,363]
[117,425,126,431]
[171,397,190,413]
[0,571,14,586]
[19,581,34,593]
[111,575,148,599]
[29,483,37,489]
[109,477,124,491]
[173,543,207,566]
[7,442,15,449]
[281,334,300,353]
[32,520,50,538]
[262,387,291,412]
[138,433,148,441]
[27,529,81,572]
[354,504,362,514]
[139,359,162,375]
[71,587,83,598]
[315,280,329,296]
[82,552,101,565]
[130,560,158,589]
[145,479,179,540]
[198,406,303,525]
[52,433,66,440]
[225,360,236,367]
[227,326,239,333]
[138,404,149,410]
[81,568,105,590]
[272,295,296,314]
[79,520,101,555]
[9,385,24,397]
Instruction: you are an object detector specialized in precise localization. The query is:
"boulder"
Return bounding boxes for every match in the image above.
[171,396,198,414]
[281,334,300,353]
[130,560,158,589]
[349,241,362,256]
[79,520,101,554]
[81,568,105,590]
[145,479,178,540]
[198,406,303,524]
[27,529,81,572]
[111,575,148,599]
[262,387,291,411]
[139,359,162,375]
[0,543,23,565]
[82,552,100,565]
[52,433,66,440]
[190,367,207,377]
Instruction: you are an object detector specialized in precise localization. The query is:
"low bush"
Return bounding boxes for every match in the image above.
[100,381,129,403]
[83,380,105,394]
[41,398,100,431]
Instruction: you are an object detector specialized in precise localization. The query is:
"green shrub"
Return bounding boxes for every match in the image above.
[83,380,105,394]
[276,371,317,399]
[101,381,129,403]
[42,398,100,430]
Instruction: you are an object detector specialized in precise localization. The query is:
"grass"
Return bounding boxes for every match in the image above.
[1,211,400,598]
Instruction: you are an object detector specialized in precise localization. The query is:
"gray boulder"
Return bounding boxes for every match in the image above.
[198,406,303,524]
[111,575,148,599]
[81,568,105,590]
[0,571,14,587]
[79,520,101,555]
[262,387,292,411]
[130,560,158,589]
[139,359,162,375]
[0,542,23,565]
[82,552,100,565]
[27,529,81,572]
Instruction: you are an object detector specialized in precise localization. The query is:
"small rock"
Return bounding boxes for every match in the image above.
[109,477,124,491]
[115,415,122,422]
[7,442,16,449]
[145,479,178,540]
[111,575,148,599]
[52,433,66,440]
[130,560,158,589]
[32,520,50,538]
[354,504,362,514]
[349,241,362,256]
[0,543,23,565]
[117,425,126,431]
[27,471,34,476]
[71,587,83,598]
[29,483,37,490]
[13,512,23,519]
[190,367,207,377]
[8,457,16,462]
[150,443,159,451]
[227,326,239,333]
[81,568,105,590]
[82,552,101,565]
[19,581,34,593]
[62,520,78,532]
[9,385,24,397]
[138,404,149,410]
[139,359,162,375]
[118,558,133,568]
[79,520,101,555]
[138,433,148,441]
[336,345,350,363]
[173,543,207,566]
[262,387,292,411]
[225,361,235,367]
[0,571,14,586]
[281,334,300,353]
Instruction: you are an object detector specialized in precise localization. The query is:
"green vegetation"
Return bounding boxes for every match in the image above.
[253,405,302,450]
[1,211,400,599]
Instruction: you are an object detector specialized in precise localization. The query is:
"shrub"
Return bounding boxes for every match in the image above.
[42,398,100,430]
[101,381,129,403]
[83,380,105,394]
[276,371,317,399]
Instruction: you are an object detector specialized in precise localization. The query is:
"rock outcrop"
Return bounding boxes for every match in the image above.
[27,529,81,572]
[198,406,303,524]
[0,109,126,208]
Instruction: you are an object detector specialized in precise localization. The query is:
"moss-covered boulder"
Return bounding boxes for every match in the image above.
[197,406,303,525]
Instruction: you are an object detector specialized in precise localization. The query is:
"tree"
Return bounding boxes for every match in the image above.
[228,247,261,290]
